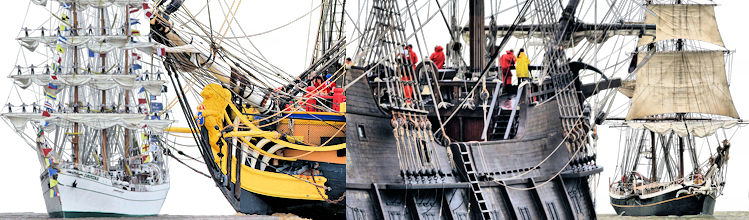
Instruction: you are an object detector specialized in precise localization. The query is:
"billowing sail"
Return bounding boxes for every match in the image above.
[626,51,738,120]
[638,4,724,47]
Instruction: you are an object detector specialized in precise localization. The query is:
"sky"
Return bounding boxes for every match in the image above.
[1,0,749,216]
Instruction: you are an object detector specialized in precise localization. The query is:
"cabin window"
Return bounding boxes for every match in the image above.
[357,124,367,140]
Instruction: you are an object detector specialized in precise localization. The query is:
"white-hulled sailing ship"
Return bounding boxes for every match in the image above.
[2,0,172,217]
[608,0,740,216]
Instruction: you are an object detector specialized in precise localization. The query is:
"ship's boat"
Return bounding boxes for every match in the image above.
[345,0,656,219]
[149,0,347,218]
[2,0,171,217]
[608,1,740,216]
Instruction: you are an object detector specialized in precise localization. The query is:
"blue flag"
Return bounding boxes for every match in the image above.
[129,18,140,25]
[151,102,163,111]
[61,3,71,9]
[132,64,142,70]
[48,168,58,176]
[57,35,67,44]
[88,49,98,57]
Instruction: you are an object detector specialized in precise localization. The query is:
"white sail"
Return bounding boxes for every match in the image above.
[4,113,172,133]
[10,75,165,95]
[626,51,738,120]
[627,120,738,138]
[638,4,724,47]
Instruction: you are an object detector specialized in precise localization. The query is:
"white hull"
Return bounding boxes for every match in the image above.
[41,168,169,217]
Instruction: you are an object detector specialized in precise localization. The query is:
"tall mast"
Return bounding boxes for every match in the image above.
[650,131,657,181]
[468,0,484,75]
[72,2,80,166]
[124,4,132,175]
[100,7,109,171]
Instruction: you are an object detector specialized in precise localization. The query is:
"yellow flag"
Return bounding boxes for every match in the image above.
[50,179,58,188]
[56,44,65,53]
[49,189,55,198]
[59,24,67,32]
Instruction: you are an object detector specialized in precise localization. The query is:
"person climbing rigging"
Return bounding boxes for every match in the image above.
[429,45,445,69]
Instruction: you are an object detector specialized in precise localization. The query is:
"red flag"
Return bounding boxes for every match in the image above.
[42,111,51,117]
[51,75,58,80]
[145,11,153,18]
[42,148,52,157]
[156,48,166,56]
[129,7,139,14]
[138,98,147,104]
[142,3,150,10]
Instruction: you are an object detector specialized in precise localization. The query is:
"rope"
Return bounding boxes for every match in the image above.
[610,193,696,208]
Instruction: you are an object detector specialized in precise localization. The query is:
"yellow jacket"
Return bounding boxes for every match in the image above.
[516,52,530,78]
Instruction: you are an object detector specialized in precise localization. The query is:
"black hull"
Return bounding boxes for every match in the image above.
[611,189,716,216]
[197,127,346,219]
[345,68,600,219]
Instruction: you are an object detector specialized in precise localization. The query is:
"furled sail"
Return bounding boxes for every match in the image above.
[11,75,165,95]
[638,4,724,47]
[3,113,172,132]
[627,120,737,138]
[626,51,738,120]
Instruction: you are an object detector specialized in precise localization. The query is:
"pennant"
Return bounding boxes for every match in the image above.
[50,189,55,198]
[44,101,54,111]
[132,52,141,60]
[131,30,141,36]
[53,55,62,63]
[42,111,51,117]
[56,44,65,53]
[142,3,151,10]
[138,87,146,94]
[129,18,140,26]
[143,3,153,18]
[132,64,142,70]
[57,35,67,44]
[49,179,58,188]
[47,83,58,90]
[42,148,52,157]
[61,2,71,9]
[87,49,103,58]
[45,158,52,167]
[145,11,153,18]
[129,7,139,14]
[155,47,166,56]
[47,168,58,176]
[45,92,57,100]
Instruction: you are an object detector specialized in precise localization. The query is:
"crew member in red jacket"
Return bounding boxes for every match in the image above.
[499,49,516,88]
[405,45,418,69]
[429,45,445,69]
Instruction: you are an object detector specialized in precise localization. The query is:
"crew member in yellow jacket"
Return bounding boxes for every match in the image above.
[515,48,530,83]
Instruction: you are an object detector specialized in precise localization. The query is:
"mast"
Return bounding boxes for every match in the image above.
[124,2,132,175]
[100,7,109,171]
[650,131,656,181]
[72,2,80,166]
[468,0,484,75]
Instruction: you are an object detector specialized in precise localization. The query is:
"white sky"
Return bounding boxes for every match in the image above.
[1,0,748,216]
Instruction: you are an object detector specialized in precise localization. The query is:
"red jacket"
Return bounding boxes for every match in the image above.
[406,48,418,67]
[429,46,445,69]
[499,50,516,69]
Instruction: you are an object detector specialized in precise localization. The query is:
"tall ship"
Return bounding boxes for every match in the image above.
[608,0,740,216]
[150,0,347,218]
[2,0,172,217]
[345,0,655,219]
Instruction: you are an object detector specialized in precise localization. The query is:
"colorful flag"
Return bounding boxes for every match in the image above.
[143,3,153,18]
[141,144,149,153]
[129,18,140,26]
[42,148,52,157]
[56,44,65,53]
[42,111,51,117]
[47,83,58,90]
[132,63,142,70]
[87,49,101,58]
[50,63,60,73]
[57,35,67,44]
[45,91,57,100]
[142,155,150,163]
[61,2,71,9]
[138,98,147,104]
[49,178,58,188]
[47,168,58,176]
[44,101,54,112]
[51,75,58,80]
[129,7,139,14]
[53,55,62,63]
[131,30,141,36]
[142,3,151,10]
[61,14,69,22]
[45,158,52,167]
[59,24,67,32]
[132,52,141,60]
[155,47,166,56]
[50,189,55,198]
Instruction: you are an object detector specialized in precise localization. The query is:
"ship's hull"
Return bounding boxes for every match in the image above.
[345,68,600,219]
[611,188,716,216]
[42,167,169,218]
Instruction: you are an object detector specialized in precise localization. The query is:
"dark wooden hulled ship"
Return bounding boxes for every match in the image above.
[345,0,654,219]
[608,1,739,216]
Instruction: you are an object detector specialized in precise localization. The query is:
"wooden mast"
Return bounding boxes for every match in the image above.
[124,4,132,175]
[72,2,80,165]
[468,0,484,76]
[100,7,109,171]
[650,131,657,181]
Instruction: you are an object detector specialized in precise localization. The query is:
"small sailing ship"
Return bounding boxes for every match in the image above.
[609,1,739,216]
[151,1,346,218]
[2,0,171,217]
